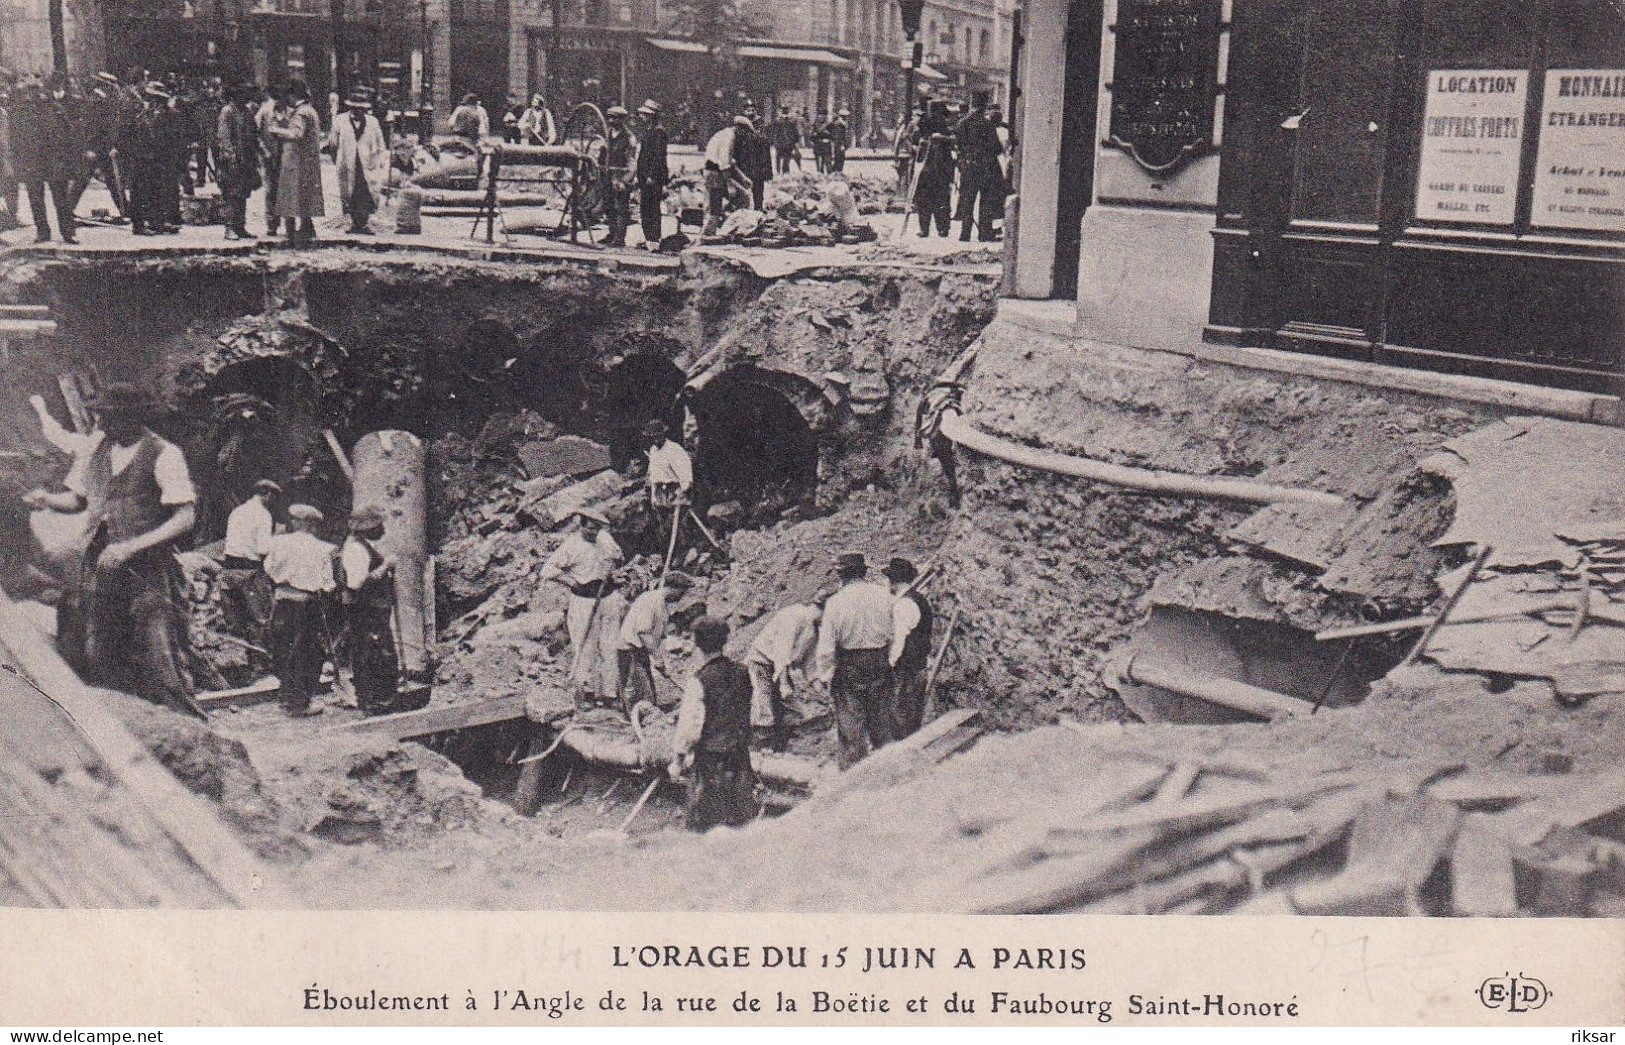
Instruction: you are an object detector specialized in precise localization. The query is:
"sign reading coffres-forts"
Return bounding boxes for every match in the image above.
[1533,69,1625,233]
[1415,69,1526,225]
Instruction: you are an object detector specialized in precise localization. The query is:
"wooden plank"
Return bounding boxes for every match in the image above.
[1451,813,1518,917]
[1154,762,1200,805]
[0,592,294,909]
[1290,794,1461,916]
[1427,772,1611,806]
[196,676,281,710]
[326,692,528,743]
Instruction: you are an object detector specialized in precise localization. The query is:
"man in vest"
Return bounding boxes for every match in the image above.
[884,557,933,739]
[598,105,638,248]
[616,570,691,715]
[220,478,279,642]
[30,382,200,716]
[262,503,337,717]
[814,551,896,768]
[340,504,399,716]
[671,615,757,831]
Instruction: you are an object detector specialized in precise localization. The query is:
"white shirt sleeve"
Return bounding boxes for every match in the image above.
[154,443,196,506]
[341,538,371,590]
[890,595,921,667]
[672,675,706,757]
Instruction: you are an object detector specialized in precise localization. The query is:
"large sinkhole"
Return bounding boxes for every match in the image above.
[686,368,819,514]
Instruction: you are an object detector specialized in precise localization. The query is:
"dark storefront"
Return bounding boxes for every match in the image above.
[1208,0,1624,394]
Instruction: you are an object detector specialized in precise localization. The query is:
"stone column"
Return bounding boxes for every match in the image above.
[1010,0,1067,299]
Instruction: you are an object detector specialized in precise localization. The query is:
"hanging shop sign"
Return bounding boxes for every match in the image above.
[1532,69,1625,233]
[1414,69,1525,225]
[1106,0,1222,174]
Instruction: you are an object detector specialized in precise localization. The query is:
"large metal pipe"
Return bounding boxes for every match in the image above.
[1122,655,1307,722]
[351,431,431,678]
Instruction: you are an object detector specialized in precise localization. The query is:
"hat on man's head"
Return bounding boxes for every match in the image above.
[253,478,283,495]
[606,104,628,119]
[837,107,850,116]
[882,556,917,583]
[95,71,120,86]
[349,504,386,533]
[462,92,479,104]
[835,551,868,576]
[637,98,661,116]
[288,503,324,523]
[733,114,755,130]
[92,381,160,415]
[641,418,670,441]
[345,92,371,109]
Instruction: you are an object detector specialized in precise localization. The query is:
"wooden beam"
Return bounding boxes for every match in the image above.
[326,692,528,743]
[196,676,281,710]
[0,591,295,909]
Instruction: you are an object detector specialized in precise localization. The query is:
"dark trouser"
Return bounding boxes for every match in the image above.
[69,153,125,215]
[930,430,961,507]
[127,160,171,231]
[831,145,846,172]
[222,194,250,234]
[219,561,270,641]
[703,167,728,234]
[891,663,927,740]
[345,173,376,232]
[23,178,75,240]
[262,158,281,232]
[603,180,630,245]
[915,183,951,236]
[775,149,791,174]
[955,175,1001,240]
[78,552,194,715]
[349,601,400,714]
[831,647,892,770]
[271,596,326,713]
[638,183,664,244]
[616,645,656,713]
[750,179,764,212]
[685,747,757,831]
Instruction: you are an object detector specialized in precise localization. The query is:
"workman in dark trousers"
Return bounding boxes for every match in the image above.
[884,556,933,739]
[634,99,669,246]
[671,615,758,831]
[340,504,400,715]
[815,551,896,768]
[262,503,337,716]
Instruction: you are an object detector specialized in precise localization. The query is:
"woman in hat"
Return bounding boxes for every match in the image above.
[263,78,324,244]
[328,90,389,235]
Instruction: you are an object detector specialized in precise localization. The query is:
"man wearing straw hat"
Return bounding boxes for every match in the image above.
[328,89,389,235]
[634,99,669,247]
[341,504,400,715]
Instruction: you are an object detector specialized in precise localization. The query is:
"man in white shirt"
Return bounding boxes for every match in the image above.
[518,94,556,145]
[701,118,739,236]
[643,418,693,511]
[814,551,896,768]
[263,503,337,716]
[744,600,823,752]
[884,556,933,739]
[25,382,202,717]
[220,478,280,642]
[340,504,399,715]
[616,571,691,714]
[538,507,624,701]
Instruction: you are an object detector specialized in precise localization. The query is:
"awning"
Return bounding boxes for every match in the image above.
[645,37,851,68]
[913,62,948,81]
[740,44,852,69]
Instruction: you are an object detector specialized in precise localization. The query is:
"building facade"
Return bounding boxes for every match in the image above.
[1008,0,1623,395]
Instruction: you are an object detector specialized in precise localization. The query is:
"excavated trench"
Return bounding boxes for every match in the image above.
[0,245,1498,891]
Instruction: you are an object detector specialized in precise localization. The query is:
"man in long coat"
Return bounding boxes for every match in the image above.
[214,80,261,240]
[911,99,955,238]
[634,99,669,246]
[953,90,1004,242]
[328,92,388,234]
[264,79,324,243]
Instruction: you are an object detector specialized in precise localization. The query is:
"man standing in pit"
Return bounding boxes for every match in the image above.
[340,505,399,716]
[615,571,690,714]
[671,615,758,831]
[220,478,279,641]
[262,503,337,717]
[24,382,201,716]
[538,507,623,702]
[644,418,693,514]
[815,551,896,768]
[884,557,933,739]
[743,598,823,752]
[634,99,669,247]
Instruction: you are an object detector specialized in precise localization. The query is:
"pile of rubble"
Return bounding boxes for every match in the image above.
[663,173,885,247]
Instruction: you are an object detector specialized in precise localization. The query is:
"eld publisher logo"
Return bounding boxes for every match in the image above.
[1477,973,1551,1013]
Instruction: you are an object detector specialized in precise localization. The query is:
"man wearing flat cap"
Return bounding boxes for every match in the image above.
[262,503,337,716]
[634,99,669,247]
[341,504,400,715]
[884,556,933,738]
[540,507,625,702]
[26,382,200,715]
[220,478,280,642]
[815,551,897,768]
[599,105,638,247]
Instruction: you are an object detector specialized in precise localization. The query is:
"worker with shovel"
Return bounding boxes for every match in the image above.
[884,556,934,739]
[539,507,623,703]
[616,570,692,715]
[670,615,757,831]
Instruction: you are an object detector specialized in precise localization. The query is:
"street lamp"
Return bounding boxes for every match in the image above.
[899,0,924,127]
